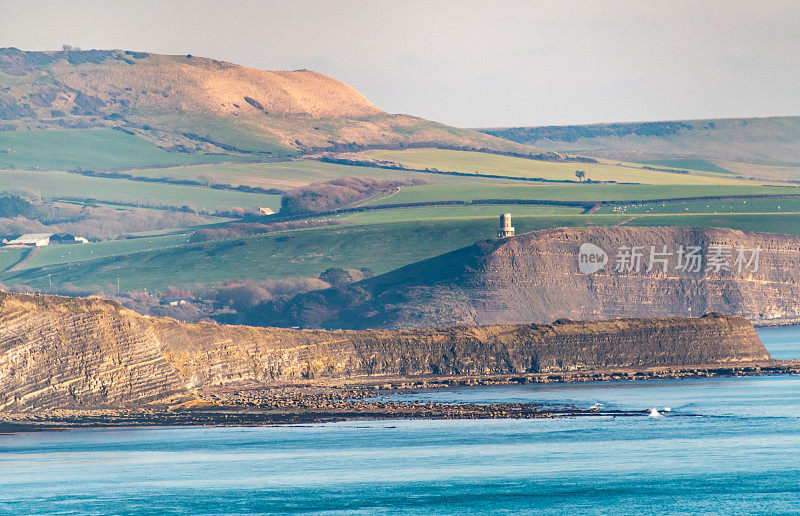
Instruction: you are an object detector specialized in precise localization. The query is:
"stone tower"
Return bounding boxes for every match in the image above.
[498,213,515,238]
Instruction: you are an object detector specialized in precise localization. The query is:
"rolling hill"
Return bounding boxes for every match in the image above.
[480,116,800,180]
[0,47,531,161]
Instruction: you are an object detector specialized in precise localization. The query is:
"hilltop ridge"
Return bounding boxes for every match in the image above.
[1,48,381,118]
[0,47,531,157]
[480,116,800,179]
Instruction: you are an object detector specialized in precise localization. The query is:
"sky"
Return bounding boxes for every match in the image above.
[2,0,799,128]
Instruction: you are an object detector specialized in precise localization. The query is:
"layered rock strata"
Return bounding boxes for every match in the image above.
[0,292,768,411]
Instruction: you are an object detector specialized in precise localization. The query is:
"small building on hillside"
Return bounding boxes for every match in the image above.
[2,233,54,247]
[50,233,89,244]
[2,233,88,248]
[162,298,190,307]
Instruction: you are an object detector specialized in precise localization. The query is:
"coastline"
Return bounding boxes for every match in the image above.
[4,359,797,433]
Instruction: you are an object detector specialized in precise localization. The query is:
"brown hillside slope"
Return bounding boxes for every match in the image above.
[0,292,766,411]
[47,53,381,119]
[274,226,800,328]
[0,48,531,155]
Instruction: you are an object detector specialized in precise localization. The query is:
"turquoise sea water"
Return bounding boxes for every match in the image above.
[1,328,799,515]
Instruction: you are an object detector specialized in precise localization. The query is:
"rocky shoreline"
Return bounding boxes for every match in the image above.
[3,359,797,433]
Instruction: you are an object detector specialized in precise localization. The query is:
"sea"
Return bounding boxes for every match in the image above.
[1,326,800,515]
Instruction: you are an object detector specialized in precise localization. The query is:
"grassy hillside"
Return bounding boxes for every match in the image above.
[0,215,623,291]
[0,129,254,171]
[479,116,800,180]
[597,197,800,215]
[367,183,792,205]
[0,248,25,271]
[16,233,194,270]
[0,169,281,210]
[0,144,797,293]
[340,205,583,223]
[622,213,800,235]
[7,210,800,292]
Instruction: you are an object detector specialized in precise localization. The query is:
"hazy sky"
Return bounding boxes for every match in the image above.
[3,0,799,127]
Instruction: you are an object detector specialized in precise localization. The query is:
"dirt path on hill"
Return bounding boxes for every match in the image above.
[7,247,39,272]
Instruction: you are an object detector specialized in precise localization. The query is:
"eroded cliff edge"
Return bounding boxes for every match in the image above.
[273,226,800,329]
[0,292,769,412]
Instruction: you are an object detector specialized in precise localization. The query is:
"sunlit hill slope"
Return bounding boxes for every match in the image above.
[0,47,528,158]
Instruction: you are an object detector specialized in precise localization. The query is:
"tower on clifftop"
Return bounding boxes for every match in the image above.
[498,213,515,238]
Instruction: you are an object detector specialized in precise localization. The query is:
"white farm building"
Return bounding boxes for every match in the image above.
[2,233,88,248]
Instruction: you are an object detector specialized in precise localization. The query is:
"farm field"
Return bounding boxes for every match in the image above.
[363,149,763,185]
[368,183,793,206]
[0,169,281,211]
[621,213,800,236]
[597,196,800,215]
[120,159,513,189]
[1,139,799,295]
[6,233,195,272]
[0,128,255,171]
[339,204,583,224]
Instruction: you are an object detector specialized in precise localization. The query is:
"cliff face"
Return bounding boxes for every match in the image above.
[0,292,767,411]
[277,226,800,329]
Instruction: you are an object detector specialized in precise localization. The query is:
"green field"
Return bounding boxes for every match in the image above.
[340,204,583,224]
[621,213,800,235]
[369,183,793,206]
[0,248,26,273]
[121,159,514,190]
[6,234,195,272]
[598,196,800,215]
[364,149,762,185]
[0,129,256,171]
[0,169,281,211]
[1,142,799,295]
[9,211,800,292]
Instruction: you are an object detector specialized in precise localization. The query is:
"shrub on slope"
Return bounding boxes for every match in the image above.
[279,177,428,215]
